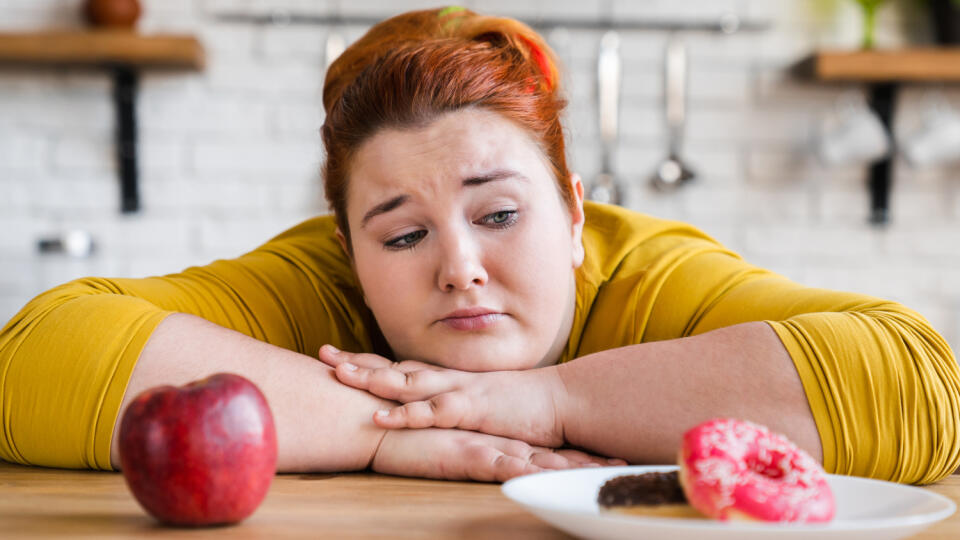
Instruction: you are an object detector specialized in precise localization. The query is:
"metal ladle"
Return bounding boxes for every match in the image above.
[588,30,622,205]
[651,35,696,190]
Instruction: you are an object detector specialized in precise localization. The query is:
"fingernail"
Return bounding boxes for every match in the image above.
[324,344,339,354]
[341,362,357,371]
[608,458,627,465]
[584,462,601,468]
[374,409,390,417]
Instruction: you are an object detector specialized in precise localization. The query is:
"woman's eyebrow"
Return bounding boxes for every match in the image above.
[361,169,528,228]
[361,195,409,228]
[462,168,529,186]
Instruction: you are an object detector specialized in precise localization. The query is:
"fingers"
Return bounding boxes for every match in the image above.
[462,442,542,483]
[337,365,465,403]
[527,451,571,469]
[423,431,630,483]
[523,444,598,470]
[319,345,440,372]
[318,345,393,369]
[477,439,618,482]
[373,393,475,429]
[554,448,628,467]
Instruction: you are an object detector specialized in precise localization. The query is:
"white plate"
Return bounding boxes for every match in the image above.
[501,465,955,540]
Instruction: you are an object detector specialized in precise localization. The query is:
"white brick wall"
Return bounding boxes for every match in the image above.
[0,0,958,353]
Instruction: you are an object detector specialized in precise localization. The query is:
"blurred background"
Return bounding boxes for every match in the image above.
[0,0,958,350]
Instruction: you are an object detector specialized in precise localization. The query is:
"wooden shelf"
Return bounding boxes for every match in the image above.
[795,47,960,226]
[0,30,204,213]
[0,30,204,69]
[800,48,960,82]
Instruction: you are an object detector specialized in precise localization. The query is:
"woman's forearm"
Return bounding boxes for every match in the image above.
[554,321,822,464]
[109,313,393,473]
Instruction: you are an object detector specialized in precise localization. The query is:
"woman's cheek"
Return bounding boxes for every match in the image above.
[356,252,414,318]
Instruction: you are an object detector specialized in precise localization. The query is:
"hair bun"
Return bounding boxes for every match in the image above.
[323,7,560,114]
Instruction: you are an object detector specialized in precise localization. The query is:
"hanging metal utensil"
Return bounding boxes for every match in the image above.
[588,30,622,205]
[651,35,696,190]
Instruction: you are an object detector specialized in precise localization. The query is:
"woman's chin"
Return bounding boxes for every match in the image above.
[407,338,543,372]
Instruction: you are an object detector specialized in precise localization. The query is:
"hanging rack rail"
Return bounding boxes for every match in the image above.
[213,12,771,34]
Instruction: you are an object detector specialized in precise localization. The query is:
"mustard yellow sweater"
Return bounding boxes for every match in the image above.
[2,202,958,483]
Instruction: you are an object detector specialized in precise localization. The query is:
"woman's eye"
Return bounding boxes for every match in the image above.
[384,230,426,250]
[482,210,518,228]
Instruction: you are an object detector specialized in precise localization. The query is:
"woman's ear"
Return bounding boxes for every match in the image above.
[568,173,586,268]
[335,227,351,260]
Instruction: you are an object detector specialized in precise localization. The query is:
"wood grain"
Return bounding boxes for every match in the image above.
[0,460,566,539]
[0,31,203,69]
[2,459,959,539]
[802,48,960,82]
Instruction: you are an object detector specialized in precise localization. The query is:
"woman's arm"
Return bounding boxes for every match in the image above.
[318,320,819,465]
[113,313,614,477]
[553,320,821,464]
[110,312,393,472]
[0,218,385,471]
[321,258,960,484]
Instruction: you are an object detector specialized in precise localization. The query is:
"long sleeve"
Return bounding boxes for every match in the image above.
[638,242,960,485]
[0,215,374,470]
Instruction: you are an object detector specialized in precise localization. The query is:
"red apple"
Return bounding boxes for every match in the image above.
[118,372,277,527]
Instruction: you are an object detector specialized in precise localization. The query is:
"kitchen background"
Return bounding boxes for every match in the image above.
[0,0,958,350]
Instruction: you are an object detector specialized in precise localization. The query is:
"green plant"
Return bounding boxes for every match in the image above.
[854,0,888,48]
[840,0,960,48]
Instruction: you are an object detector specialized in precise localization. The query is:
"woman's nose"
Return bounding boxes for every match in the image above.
[436,232,488,291]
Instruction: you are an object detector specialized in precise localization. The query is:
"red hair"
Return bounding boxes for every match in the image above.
[321,8,572,248]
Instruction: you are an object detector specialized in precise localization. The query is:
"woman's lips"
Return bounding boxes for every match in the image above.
[439,313,505,331]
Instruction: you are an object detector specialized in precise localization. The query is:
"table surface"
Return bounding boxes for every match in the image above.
[2,460,959,539]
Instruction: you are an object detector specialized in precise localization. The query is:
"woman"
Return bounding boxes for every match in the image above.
[1,7,958,484]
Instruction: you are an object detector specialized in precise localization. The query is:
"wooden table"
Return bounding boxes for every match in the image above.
[2,460,959,539]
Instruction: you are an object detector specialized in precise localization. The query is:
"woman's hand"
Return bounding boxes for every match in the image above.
[371,427,616,482]
[318,345,571,448]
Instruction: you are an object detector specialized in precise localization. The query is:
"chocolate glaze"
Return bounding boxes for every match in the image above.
[597,471,687,507]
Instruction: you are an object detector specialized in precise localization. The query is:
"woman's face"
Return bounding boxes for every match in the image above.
[341,107,585,371]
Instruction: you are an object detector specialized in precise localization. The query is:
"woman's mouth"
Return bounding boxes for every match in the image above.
[438,309,505,331]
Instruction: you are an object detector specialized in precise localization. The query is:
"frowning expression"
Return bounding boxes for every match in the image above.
[342,107,584,371]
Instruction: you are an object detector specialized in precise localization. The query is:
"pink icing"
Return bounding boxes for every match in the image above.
[679,418,835,522]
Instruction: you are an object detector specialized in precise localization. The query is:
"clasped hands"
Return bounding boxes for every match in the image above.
[318,345,625,482]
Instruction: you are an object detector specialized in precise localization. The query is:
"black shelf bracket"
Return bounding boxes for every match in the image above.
[111,64,139,213]
[865,82,898,226]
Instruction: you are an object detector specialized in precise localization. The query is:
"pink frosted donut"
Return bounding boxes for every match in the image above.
[678,418,834,522]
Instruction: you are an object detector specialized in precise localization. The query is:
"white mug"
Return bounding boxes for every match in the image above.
[900,93,960,167]
[817,92,891,166]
